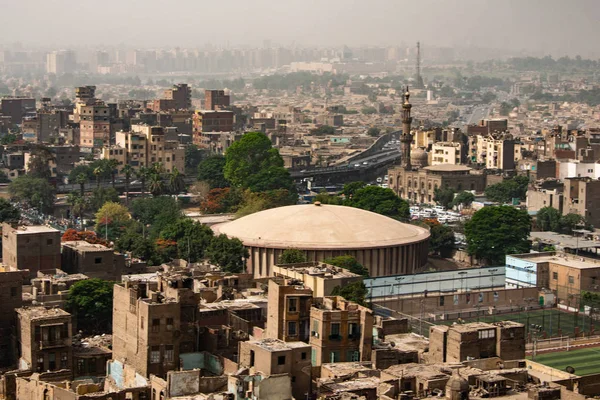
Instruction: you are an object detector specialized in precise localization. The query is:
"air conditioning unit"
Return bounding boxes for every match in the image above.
[311,331,319,338]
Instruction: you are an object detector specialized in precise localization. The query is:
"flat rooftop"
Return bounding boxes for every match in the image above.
[16,306,70,320]
[248,338,309,352]
[62,240,111,252]
[274,262,361,279]
[510,253,600,270]
[11,225,59,234]
[530,231,600,249]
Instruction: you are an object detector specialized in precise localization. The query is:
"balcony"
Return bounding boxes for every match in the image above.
[39,338,69,349]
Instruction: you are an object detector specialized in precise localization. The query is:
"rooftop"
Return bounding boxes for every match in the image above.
[248,338,310,352]
[509,252,600,270]
[213,204,430,249]
[62,240,112,252]
[10,225,59,235]
[422,164,472,172]
[16,306,70,320]
[273,262,362,279]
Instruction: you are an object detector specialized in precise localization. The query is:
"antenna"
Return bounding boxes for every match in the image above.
[415,42,425,89]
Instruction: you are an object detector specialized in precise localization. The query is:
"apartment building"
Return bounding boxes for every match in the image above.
[163,83,192,110]
[431,141,463,165]
[265,279,313,343]
[192,110,234,146]
[309,296,373,367]
[204,89,230,110]
[2,223,62,279]
[564,177,600,228]
[101,125,184,173]
[61,240,125,280]
[16,306,73,374]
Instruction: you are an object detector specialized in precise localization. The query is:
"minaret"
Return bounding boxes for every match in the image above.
[400,86,413,170]
[415,42,425,89]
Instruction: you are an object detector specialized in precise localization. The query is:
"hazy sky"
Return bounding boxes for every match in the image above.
[2,0,599,57]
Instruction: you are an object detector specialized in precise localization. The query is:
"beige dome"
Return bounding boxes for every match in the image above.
[213,204,430,250]
[412,147,428,167]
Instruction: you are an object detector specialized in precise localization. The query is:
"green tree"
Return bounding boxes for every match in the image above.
[148,173,165,197]
[135,166,151,198]
[346,186,410,220]
[130,196,182,238]
[93,164,105,189]
[342,181,367,198]
[168,167,186,194]
[481,92,497,103]
[160,218,214,262]
[331,281,368,306]
[198,155,230,189]
[367,127,381,137]
[278,249,307,264]
[224,132,288,189]
[425,222,455,257]
[75,173,88,197]
[185,144,206,175]
[313,191,343,205]
[107,159,120,188]
[499,102,512,116]
[245,165,295,194]
[66,279,114,333]
[451,191,475,209]
[1,133,17,145]
[324,255,369,277]
[484,176,530,204]
[90,187,119,212]
[536,207,561,232]
[433,187,455,209]
[206,234,249,273]
[465,206,531,265]
[9,175,56,213]
[121,165,134,205]
[309,125,336,136]
[0,198,20,223]
[95,201,130,238]
[27,145,54,179]
[559,213,585,234]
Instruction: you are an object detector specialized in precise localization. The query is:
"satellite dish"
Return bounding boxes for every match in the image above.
[566,366,576,374]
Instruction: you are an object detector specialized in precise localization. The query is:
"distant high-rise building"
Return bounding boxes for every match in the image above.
[46,50,76,74]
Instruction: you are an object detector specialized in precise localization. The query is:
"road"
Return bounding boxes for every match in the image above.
[467,106,490,125]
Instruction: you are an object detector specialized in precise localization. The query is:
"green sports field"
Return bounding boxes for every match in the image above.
[439,309,594,338]
[529,347,600,376]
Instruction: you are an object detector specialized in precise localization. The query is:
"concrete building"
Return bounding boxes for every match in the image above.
[0,269,24,367]
[431,142,463,165]
[213,204,430,278]
[475,134,516,170]
[2,224,62,279]
[309,296,374,367]
[0,97,36,125]
[192,110,235,145]
[564,177,600,228]
[78,100,111,148]
[163,83,192,110]
[46,50,76,74]
[101,125,185,173]
[467,118,508,137]
[204,89,230,110]
[272,262,363,298]
[266,279,313,342]
[16,306,73,373]
[61,241,125,280]
[428,321,525,363]
[238,338,312,400]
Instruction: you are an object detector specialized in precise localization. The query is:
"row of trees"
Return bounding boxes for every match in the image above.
[536,207,589,234]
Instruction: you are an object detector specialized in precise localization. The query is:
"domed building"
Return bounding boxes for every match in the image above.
[212,203,430,278]
[412,147,429,168]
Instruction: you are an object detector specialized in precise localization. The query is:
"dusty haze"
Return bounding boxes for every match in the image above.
[1,0,599,57]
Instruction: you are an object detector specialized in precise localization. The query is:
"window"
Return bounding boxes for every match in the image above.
[311,349,317,366]
[439,296,445,306]
[568,276,575,284]
[166,318,174,331]
[47,239,53,245]
[152,319,160,332]
[288,298,297,312]
[140,317,144,329]
[150,346,160,363]
[277,355,286,365]
[330,323,340,339]
[301,352,307,360]
[164,345,174,362]
[61,352,68,369]
[330,351,340,363]
[478,329,496,339]
[348,323,359,338]
[11,287,17,297]
[287,321,297,336]
[37,355,44,371]
[552,272,558,280]
[347,350,360,362]
[312,319,319,336]
[95,257,102,264]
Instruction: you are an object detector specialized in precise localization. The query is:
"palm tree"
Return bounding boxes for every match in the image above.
[136,166,150,198]
[169,167,186,194]
[148,173,164,197]
[121,164,134,205]
[108,159,120,188]
[66,192,87,230]
[66,192,81,225]
[151,162,164,176]
[75,173,88,197]
[93,165,105,189]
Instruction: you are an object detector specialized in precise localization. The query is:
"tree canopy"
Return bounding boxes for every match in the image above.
[346,186,410,220]
[66,279,114,333]
[206,234,249,273]
[0,198,20,223]
[324,255,369,277]
[197,155,230,189]
[465,206,531,265]
[433,188,455,209]
[423,220,455,257]
[9,175,56,213]
[278,248,308,264]
[367,127,381,137]
[451,191,475,209]
[331,281,368,306]
[484,176,530,204]
[536,207,562,232]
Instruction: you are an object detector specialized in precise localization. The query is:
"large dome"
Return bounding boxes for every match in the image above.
[213,204,430,250]
[212,204,430,278]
